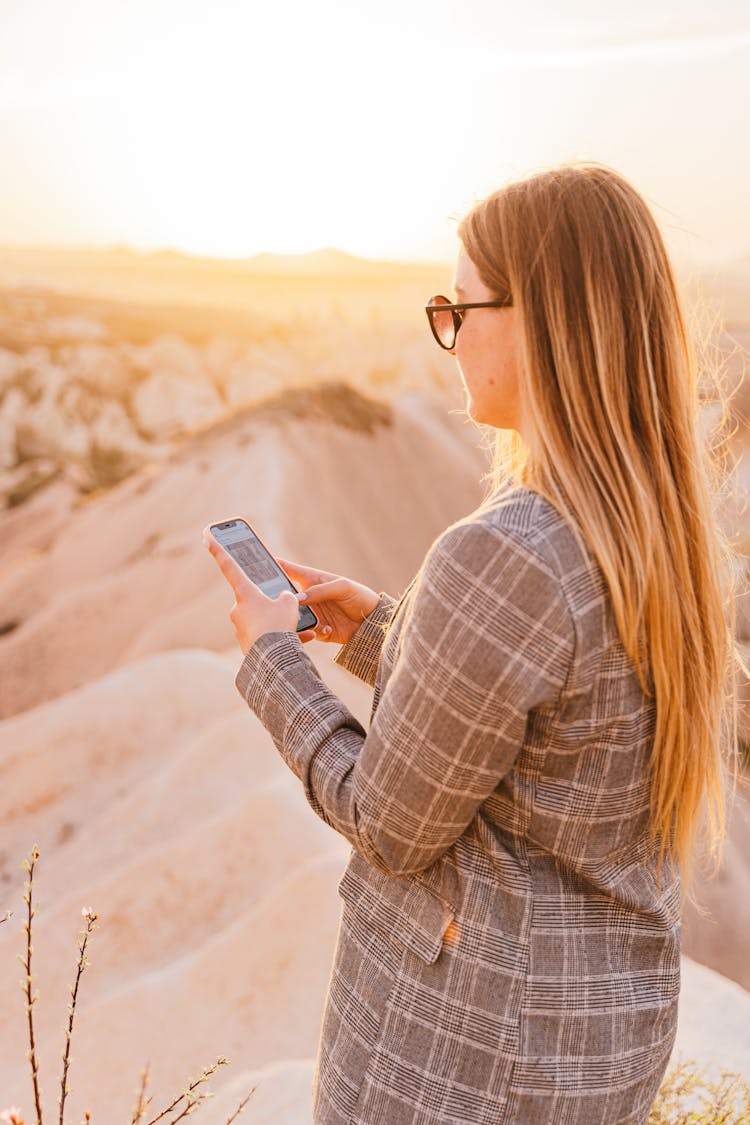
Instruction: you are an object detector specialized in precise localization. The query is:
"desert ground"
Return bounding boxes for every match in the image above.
[0,246,749,1121]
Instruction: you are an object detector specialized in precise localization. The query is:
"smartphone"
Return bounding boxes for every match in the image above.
[209,517,319,634]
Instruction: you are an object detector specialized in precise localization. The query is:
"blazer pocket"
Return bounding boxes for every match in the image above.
[337,849,455,965]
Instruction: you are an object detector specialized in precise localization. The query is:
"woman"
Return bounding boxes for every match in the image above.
[203,162,742,1124]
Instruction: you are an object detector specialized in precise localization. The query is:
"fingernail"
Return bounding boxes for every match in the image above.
[297,590,307,601]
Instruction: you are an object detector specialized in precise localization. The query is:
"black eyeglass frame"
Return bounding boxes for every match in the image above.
[424,294,513,350]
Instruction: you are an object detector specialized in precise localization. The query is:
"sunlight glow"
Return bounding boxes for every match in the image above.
[1,0,749,263]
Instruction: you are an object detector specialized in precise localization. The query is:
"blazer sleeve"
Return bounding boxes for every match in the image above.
[234,520,576,878]
[331,591,398,688]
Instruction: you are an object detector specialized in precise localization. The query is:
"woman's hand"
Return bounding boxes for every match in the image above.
[203,527,302,656]
[273,555,381,646]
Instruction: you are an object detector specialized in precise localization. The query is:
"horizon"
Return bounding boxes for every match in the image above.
[1,240,745,277]
[0,242,453,268]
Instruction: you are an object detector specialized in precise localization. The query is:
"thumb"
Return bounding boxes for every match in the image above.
[277,590,299,609]
[298,578,345,602]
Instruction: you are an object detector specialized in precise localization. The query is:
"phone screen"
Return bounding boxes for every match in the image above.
[210,518,318,633]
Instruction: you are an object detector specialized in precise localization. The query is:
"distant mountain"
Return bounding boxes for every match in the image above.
[0,242,449,278]
[244,247,367,273]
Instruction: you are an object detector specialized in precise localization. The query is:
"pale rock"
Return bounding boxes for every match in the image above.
[58,379,101,425]
[89,399,150,459]
[15,395,91,460]
[63,342,132,399]
[203,335,246,389]
[224,363,281,408]
[20,342,51,366]
[245,341,297,382]
[0,346,21,392]
[23,348,68,404]
[140,333,206,381]
[44,314,106,340]
[0,387,26,468]
[204,337,281,406]
[133,368,224,439]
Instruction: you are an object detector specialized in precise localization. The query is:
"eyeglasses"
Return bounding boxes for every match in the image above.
[425,293,513,351]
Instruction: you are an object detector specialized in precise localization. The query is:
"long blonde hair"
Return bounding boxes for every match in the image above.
[458,161,746,896]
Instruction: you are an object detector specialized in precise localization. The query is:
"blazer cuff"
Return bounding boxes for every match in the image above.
[234,630,330,775]
[233,629,369,823]
[332,591,398,688]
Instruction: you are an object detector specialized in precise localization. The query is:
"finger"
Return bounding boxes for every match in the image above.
[297,578,347,603]
[202,528,255,597]
[273,556,326,587]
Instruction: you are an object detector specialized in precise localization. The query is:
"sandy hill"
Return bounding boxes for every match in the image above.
[1,383,749,1120]
[0,384,488,718]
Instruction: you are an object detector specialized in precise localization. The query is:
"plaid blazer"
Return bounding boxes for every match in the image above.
[235,486,681,1124]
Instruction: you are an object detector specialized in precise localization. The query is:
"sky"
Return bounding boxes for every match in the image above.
[1,0,749,267]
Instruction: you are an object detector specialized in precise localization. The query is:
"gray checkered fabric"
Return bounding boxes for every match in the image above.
[235,486,681,1124]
